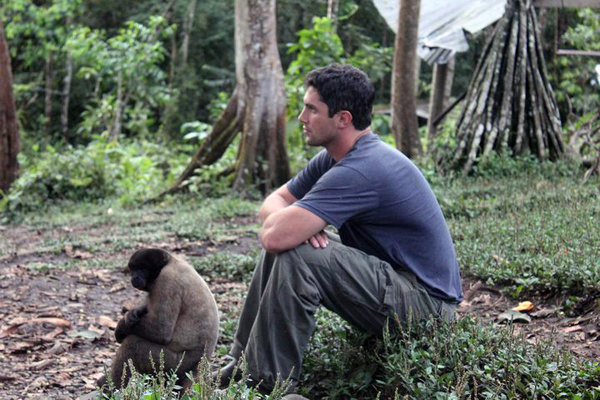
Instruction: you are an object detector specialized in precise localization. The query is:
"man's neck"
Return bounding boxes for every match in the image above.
[327,128,371,161]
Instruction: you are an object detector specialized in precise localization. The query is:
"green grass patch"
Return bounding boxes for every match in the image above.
[301,310,600,399]
[437,169,600,296]
[191,250,259,282]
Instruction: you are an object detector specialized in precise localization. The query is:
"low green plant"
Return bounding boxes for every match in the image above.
[98,353,290,399]
[191,251,257,282]
[300,311,600,399]
[440,166,600,296]
[0,137,191,215]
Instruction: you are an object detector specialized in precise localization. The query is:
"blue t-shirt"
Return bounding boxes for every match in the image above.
[288,133,463,302]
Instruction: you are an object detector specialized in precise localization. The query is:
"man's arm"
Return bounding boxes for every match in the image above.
[259,185,329,253]
[258,185,298,223]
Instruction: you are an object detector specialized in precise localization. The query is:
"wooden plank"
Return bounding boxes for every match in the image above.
[556,49,600,57]
[533,0,600,8]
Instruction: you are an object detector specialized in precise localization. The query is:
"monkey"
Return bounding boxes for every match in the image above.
[97,248,219,391]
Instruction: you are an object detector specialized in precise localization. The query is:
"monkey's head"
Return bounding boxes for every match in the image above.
[127,248,171,291]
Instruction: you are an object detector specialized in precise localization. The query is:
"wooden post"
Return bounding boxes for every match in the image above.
[391,0,422,158]
[426,57,455,144]
[327,0,340,30]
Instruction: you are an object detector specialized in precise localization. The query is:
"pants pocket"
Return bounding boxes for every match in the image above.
[382,267,438,323]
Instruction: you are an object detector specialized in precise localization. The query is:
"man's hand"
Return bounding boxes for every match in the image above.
[305,230,329,248]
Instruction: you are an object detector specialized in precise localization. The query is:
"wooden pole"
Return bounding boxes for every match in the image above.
[391,0,422,158]
[427,60,451,144]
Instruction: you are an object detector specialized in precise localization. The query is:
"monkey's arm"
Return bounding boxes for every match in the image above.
[121,283,180,345]
[121,297,147,314]
[114,305,148,343]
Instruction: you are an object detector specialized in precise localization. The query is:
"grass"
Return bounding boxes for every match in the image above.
[0,196,259,263]
[1,157,599,398]
[435,165,600,297]
[301,310,600,399]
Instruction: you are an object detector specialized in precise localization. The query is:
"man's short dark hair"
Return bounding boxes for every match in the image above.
[304,64,375,130]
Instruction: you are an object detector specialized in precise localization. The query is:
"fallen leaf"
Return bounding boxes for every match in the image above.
[7,317,29,326]
[109,281,127,293]
[47,342,70,356]
[98,316,117,329]
[40,291,64,298]
[87,325,106,336]
[530,308,556,318]
[512,301,534,312]
[497,310,531,324]
[54,373,72,387]
[30,359,55,370]
[563,325,584,333]
[31,317,71,329]
[41,327,65,341]
[61,365,84,373]
[0,324,21,339]
[35,306,61,317]
[67,330,103,340]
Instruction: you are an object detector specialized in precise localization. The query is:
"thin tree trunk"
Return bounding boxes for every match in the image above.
[44,50,54,139]
[168,31,177,91]
[109,70,125,142]
[0,20,20,193]
[61,48,73,140]
[426,59,453,145]
[327,0,340,31]
[181,0,197,67]
[391,0,422,158]
[160,0,289,198]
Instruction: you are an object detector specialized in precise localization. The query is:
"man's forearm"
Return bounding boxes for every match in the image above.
[258,187,296,223]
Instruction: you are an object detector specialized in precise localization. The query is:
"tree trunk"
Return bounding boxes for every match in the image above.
[44,50,54,139]
[109,70,128,142]
[426,59,453,145]
[452,0,563,172]
[61,48,73,140]
[391,0,422,158]
[0,20,20,193]
[327,0,340,31]
[181,0,197,67]
[164,0,289,196]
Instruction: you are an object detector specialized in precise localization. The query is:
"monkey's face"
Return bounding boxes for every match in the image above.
[127,248,170,292]
[130,268,151,291]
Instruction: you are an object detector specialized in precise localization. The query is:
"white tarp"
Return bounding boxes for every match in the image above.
[372,0,507,64]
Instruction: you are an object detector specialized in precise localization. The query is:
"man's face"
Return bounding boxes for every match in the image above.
[298,86,338,147]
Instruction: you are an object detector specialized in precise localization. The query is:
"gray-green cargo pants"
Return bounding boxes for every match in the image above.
[229,235,457,391]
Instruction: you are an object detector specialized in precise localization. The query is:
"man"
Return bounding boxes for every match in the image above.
[214,64,463,393]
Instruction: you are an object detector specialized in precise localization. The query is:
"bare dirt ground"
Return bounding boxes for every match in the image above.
[0,223,599,399]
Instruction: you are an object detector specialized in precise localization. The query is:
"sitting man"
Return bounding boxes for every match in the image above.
[215,64,463,393]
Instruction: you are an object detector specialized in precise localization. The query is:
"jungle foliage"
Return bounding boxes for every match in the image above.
[1,1,598,210]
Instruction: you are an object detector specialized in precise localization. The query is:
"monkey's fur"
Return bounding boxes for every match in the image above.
[97,248,219,390]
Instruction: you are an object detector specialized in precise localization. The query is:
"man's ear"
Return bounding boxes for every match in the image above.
[335,110,353,129]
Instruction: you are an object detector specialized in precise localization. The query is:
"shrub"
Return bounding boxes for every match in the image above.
[1,137,190,215]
